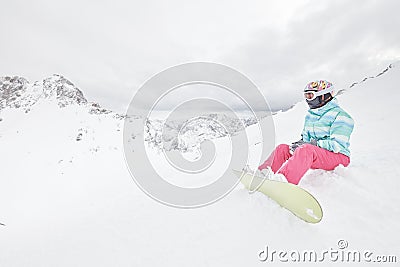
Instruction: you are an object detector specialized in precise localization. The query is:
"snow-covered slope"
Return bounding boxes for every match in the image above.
[1,65,400,266]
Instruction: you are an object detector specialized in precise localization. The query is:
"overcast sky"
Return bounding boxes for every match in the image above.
[1,0,399,112]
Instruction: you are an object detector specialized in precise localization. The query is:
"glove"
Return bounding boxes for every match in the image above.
[309,139,317,146]
[289,139,306,154]
[289,139,318,154]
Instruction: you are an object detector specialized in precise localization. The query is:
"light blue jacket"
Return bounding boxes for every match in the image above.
[302,99,354,157]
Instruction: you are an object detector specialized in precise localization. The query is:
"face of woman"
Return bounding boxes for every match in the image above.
[304,92,315,100]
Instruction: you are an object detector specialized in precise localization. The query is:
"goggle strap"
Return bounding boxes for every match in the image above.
[305,87,335,97]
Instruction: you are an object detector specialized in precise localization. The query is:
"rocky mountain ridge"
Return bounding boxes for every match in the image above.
[0,74,114,116]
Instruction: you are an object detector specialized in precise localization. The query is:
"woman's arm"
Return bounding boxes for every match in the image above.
[317,111,354,155]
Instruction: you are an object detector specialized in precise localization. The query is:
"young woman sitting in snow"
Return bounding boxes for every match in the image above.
[257,80,354,185]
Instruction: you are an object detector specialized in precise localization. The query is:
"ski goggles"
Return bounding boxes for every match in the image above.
[304,87,334,101]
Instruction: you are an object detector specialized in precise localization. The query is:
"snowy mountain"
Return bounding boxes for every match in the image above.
[0,74,114,115]
[0,75,258,156]
[1,64,400,266]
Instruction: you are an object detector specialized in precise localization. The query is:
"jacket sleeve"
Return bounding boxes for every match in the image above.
[301,116,310,142]
[317,111,354,154]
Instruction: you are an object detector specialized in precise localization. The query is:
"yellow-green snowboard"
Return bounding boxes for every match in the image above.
[233,169,323,223]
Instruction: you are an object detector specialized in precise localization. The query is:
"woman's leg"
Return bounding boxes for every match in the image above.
[258,144,292,173]
[278,144,350,185]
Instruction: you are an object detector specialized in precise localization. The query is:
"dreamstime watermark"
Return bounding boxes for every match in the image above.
[258,239,398,263]
[123,62,275,208]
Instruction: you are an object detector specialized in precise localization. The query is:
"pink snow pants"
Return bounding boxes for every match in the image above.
[258,144,350,185]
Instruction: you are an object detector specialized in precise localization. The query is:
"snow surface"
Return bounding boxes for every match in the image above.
[1,65,400,266]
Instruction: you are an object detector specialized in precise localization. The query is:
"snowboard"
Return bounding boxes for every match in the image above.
[233,169,323,223]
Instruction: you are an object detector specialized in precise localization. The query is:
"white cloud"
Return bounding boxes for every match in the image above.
[223,0,400,110]
[1,0,399,112]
